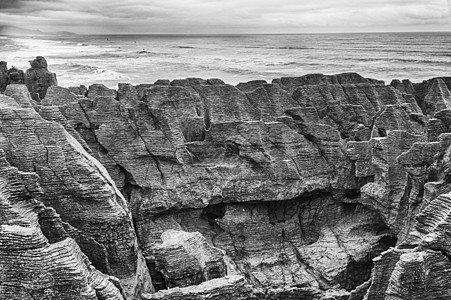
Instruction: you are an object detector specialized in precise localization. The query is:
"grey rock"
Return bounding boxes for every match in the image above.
[24,56,58,101]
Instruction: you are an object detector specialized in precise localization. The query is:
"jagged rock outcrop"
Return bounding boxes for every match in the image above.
[7,66,25,84]
[24,56,58,101]
[2,56,451,300]
[142,275,251,300]
[0,149,125,299]
[40,73,414,298]
[0,61,25,93]
[392,77,451,117]
[0,85,152,299]
[151,230,227,289]
[0,61,7,92]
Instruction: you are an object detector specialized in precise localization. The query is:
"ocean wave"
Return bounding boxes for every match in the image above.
[265,62,298,66]
[64,63,102,72]
[134,50,179,58]
[56,62,128,81]
[244,46,312,50]
[345,57,451,65]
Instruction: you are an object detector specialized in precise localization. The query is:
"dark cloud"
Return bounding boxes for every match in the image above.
[0,0,449,34]
[0,0,22,9]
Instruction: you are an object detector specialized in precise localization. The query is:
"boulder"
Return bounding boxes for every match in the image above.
[151,230,227,289]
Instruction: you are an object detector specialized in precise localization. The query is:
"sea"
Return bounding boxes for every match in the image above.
[0,32,450,89]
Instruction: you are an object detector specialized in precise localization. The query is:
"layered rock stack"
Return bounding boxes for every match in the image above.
[0,82,152,299]
[24,56,58,101]
[0,61,7,91]
[0,61,25,92]
[1,57,451,300]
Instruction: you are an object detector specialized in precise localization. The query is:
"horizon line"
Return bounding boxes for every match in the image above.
[1,30,450,37]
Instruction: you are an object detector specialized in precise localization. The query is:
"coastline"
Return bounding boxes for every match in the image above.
[1,56,451,298]
[1,32,450,88]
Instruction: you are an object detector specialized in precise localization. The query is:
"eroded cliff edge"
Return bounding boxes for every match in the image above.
[1,58,451,299]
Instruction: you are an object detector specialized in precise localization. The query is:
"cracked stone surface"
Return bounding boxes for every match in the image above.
[0,149,125,300]
[24,56,58,101]
[3,64,451,300]
[38,73,409,298]
[0,85,152,299]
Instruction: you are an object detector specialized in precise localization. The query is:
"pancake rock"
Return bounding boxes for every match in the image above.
[392,77,451,117]
[24,56,58,101]
[2,55,451,299]
[151,230,228,289]
[0,61,25,93]
[0,150,125,300]
[7,66,25,85]
[45,73,428,298]
[0,61,7,92]
[0,85,152,299]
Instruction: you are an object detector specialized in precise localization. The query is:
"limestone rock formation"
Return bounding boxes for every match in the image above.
[0,85,152,299]
[151,230,227,289]
[0,61,25,92]
[7,66,25,84]
[142,275,250,300]
[24,56,58,101]
[0,149,125,300]
[41,72,411,299]
[392,77,451,117]
[3,56,451,300]
[0,61,7,92]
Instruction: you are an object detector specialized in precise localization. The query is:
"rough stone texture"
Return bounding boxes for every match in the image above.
[87,83,118,99]
[7,66,25,84]
[24,56,58,101]
[0,149,125,300]
[392,77,451,117]
[0,61,26,93]
[151,230,227,289]
[42,72,413,298]
[0,61,7,92]
[142,275,251,300]
[69,85,88,96]
[0,85,152,299]
[4,59,451,300]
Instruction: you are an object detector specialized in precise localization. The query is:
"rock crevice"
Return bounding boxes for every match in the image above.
[2,60,451,299]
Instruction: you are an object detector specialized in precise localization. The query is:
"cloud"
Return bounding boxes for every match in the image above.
[0,0,21,9]
[0,0,449,33]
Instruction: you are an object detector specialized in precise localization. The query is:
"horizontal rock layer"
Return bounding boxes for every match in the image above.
[2,66,451,300]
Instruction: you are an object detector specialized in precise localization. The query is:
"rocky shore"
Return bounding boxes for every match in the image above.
[1,57,451,300]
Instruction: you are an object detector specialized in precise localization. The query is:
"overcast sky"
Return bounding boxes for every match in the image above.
[0,0,450,34]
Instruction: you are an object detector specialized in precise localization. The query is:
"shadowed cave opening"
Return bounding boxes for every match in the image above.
[201,203,226,234]
[341,234,397,291]
[144,189,396,293]
[149,261,168,292]
[377,127,387,137]
[267,190,329,225]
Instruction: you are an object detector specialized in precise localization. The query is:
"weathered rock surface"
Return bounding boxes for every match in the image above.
[392,77,451,117]
[39,72,412,298]
[24,56,58,101]
[0,149,125,299]
[2,57,451,300]
[0,61,7,92]
[0,85,152,299]
[7,66,25,84]
[0,61,25,93]
[151,230,227,289]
